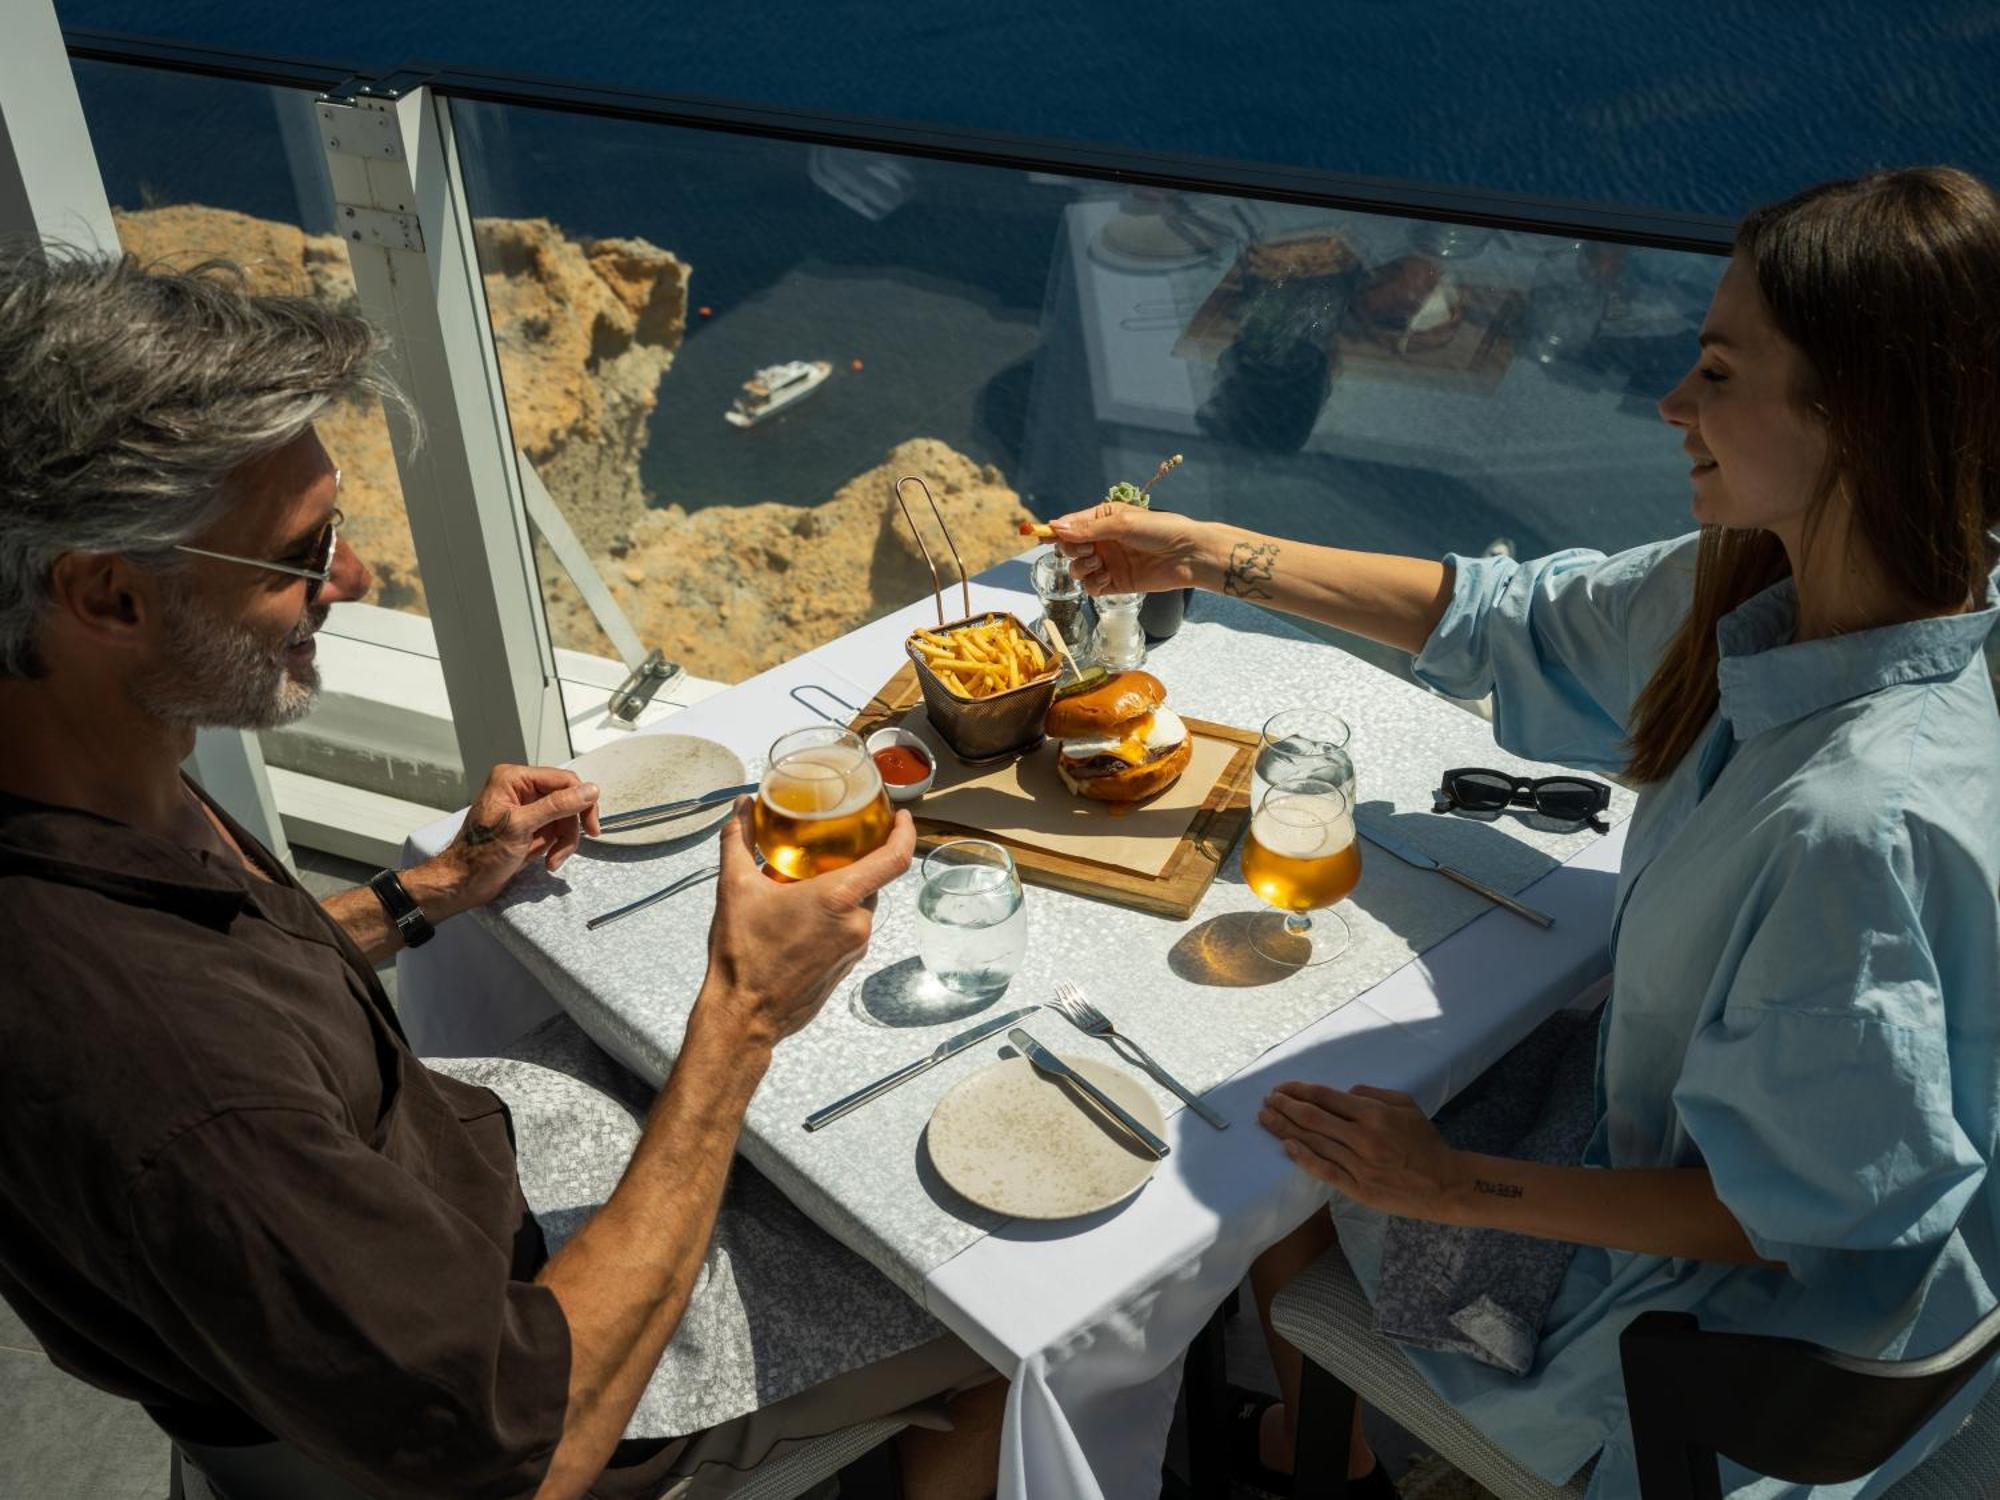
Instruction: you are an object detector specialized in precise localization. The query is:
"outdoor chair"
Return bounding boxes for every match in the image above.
[1618,1303,2000,1499]
[164,1026,915,1500]
[1269,1242,2000,1499]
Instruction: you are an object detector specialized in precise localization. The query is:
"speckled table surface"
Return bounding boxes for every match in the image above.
[437,571,1633,1300]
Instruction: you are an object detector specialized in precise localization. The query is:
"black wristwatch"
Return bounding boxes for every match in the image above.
[368,869,436,950]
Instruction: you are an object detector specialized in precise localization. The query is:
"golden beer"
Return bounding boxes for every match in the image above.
[1243,828,1363,911]
[753,729,893,880]
[1244,779,1360,967]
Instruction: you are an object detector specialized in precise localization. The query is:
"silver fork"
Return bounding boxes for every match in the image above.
[1049,981,1229,1130]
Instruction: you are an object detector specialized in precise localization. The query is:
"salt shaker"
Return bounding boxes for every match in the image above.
[1091,593,1147,670]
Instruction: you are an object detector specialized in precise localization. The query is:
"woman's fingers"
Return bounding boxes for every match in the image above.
[1282,1136,1360,1192]
[1271,1081,1367,1120]
[1262,1089,1350,1140]
[1349,1085,1418,1108]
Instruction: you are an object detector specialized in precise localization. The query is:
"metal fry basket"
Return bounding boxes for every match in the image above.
[896,477,1057,763]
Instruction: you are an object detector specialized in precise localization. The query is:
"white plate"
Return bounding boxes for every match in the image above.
[926,1053,1167,1219]
[572,734,748,848]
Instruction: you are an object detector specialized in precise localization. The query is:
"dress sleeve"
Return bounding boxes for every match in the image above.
[1671,823,1988,1288]
[1410,533,1700,772]
[125,1106,571,1500]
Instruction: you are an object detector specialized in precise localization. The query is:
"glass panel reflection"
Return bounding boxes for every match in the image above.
[449,98,1727,693]
[72,61,461,808]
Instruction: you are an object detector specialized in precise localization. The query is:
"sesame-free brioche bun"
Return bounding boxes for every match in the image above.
[1043,671,1167,739]
[1054,735,1192,803]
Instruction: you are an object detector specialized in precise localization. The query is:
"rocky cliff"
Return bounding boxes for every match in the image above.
[112,206,1033,685]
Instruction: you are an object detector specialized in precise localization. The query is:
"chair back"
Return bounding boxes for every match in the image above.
[1619,1303,2000,1499]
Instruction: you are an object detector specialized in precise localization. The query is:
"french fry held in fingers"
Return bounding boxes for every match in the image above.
[1018,521,1057,540]
[906,614,1059,701]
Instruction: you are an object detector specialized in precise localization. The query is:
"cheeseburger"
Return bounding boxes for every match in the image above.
[1045,671,1191,803]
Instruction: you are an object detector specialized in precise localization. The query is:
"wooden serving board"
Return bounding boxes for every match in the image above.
[853,663,1256,921]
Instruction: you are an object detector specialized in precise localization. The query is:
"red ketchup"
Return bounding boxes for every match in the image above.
[872,744,931,786]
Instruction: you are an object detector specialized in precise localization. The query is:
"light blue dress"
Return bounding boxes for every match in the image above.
[1343,531,2000,1498]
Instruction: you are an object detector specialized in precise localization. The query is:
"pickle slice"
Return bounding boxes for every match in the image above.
[1053,664,1110,699]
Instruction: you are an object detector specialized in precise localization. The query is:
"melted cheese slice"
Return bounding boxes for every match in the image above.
[1059,707,1187,767]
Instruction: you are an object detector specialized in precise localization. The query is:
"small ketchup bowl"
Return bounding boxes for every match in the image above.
[866,726,937,804]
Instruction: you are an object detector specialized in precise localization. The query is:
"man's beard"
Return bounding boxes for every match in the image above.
[134,587,328,731]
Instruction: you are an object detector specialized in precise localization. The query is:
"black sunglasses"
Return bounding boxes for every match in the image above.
[1433,767,1611,831]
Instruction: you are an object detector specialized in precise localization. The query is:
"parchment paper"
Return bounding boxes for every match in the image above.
[898,707,1242,878]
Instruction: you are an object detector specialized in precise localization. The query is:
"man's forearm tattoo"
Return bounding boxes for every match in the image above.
[1224,541,1279,600]
[1473,1179,1525,1200]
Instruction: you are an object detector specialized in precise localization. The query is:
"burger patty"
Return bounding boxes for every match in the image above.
[1063,750,1173,776]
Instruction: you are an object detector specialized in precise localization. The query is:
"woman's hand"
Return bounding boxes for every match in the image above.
[1049,503,1216,596]
[1260,1082,1473,1223]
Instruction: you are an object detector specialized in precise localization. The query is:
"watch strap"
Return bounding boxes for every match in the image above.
[368,868,435,949]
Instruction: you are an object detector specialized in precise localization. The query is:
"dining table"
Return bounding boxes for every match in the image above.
[396,554,1633,1500]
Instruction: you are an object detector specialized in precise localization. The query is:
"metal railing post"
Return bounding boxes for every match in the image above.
[3,0,293,865]
[316,80,569,790]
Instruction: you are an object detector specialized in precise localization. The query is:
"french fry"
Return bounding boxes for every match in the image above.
[909,612,1062,700]
[1018,522,1056,540]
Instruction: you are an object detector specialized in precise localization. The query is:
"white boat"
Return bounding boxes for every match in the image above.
[725,360,832,427]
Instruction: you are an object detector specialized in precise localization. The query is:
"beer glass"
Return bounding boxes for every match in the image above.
[753,726,894,880]
[1241,776,1361,966]
[1253,708,1354,809]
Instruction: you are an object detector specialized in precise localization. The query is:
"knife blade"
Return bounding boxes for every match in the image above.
[1358,821,1554,929]
[1008,1028,1170,1160]
[802,1006,1041,1131]
[597,782,758,832]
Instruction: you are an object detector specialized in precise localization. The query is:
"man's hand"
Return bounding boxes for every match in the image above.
[1259,1082,1473,1222]
[696,797,917,1050]
[410,764,602,921]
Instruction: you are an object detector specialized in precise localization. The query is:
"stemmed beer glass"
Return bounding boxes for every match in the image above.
[1241,775,1362,966]
[752,726,894,880]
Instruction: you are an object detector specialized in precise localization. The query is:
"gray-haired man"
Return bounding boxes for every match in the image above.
[0,250,1001,1499]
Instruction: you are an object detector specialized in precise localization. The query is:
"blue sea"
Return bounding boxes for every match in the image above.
[52,0,2000,563]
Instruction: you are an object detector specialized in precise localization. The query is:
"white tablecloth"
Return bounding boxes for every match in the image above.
[398,571,1625,1500]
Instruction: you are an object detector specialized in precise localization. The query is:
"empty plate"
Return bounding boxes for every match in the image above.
[571,734,748,847]
[927,1053,1167,1219]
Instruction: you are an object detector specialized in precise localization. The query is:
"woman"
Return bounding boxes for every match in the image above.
[1049,167,2000,1498]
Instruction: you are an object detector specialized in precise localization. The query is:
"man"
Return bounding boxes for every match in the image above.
[0,248,1001,1499]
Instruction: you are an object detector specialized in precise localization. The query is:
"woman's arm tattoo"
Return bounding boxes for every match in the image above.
[1225,541,1279,599]
[1473,1178,1525,1200]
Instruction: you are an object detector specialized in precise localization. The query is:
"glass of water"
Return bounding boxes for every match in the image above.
[1254,708,1355,809]
[915,840,1027,998]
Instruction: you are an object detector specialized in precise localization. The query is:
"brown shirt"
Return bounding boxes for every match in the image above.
[0,787,574,1498]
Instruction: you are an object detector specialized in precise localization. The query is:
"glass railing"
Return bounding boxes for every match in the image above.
[65,32,1815,798]
[68,56,469,809]
[445,91,1724,688]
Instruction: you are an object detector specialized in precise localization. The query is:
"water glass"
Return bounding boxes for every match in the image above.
[1253,708,1355,809]
[915,840,1028,997]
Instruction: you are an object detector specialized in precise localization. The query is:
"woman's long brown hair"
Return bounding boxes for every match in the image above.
[1624,167,2000,783]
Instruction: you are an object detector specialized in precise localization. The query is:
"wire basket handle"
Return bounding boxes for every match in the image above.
[894,476,971,628]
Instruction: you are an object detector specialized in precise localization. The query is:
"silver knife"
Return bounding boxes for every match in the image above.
[597,782,758,833]
[1358,821,1554,929]
[803,1006,1041,1131]
[1008,1028,1171,1160]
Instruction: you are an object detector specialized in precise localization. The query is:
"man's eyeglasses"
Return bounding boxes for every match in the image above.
[172,473,343,606]
[1432,767,1611,832]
